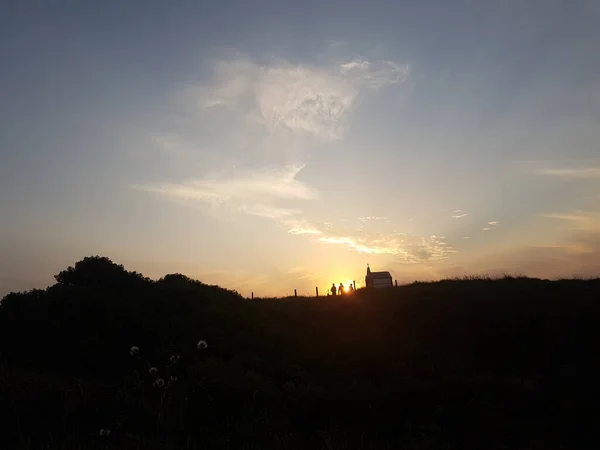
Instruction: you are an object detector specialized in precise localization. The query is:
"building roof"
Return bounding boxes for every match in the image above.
[365,264,392,279]
[367,271,392,279]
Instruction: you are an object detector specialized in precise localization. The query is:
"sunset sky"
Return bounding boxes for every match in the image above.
[2,0,600,298]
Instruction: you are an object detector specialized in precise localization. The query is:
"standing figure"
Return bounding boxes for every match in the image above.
[330,283,337,296]
[339,282,345,295]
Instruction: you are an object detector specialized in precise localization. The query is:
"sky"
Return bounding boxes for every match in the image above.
[1,0,600,298]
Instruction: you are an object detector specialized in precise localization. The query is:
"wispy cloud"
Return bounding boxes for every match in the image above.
[452,209,468,219]
[284,218,324,235]
[152,134,194,156]
[542,211,600,232]
[286,266,320,281]
[318,232,455,263]
[358,216,388,222]
[517,160,600,180]
[340,59,410,89]
[534,167,600,179]
[137,51,414,260]
[133,163,317,219]
[282,216,455,263]
[199,54,409,141]
[482,221,499,231]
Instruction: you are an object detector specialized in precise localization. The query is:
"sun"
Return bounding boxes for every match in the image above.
[338,280,355,292]
[329,278,357,295]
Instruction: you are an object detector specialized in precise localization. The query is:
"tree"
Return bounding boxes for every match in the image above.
[54,256,149,291]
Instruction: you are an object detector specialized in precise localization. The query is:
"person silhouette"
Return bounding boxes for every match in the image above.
[348,283,354,294]
[339,282,345,295]
[330,283,337,296]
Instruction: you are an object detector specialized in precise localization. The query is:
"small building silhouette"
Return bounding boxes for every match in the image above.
[365,264,393,288]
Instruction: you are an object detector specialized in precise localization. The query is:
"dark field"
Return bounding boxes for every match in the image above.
[1,256,599,449]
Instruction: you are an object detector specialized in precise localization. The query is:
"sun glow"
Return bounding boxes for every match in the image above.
[335,280,356,293]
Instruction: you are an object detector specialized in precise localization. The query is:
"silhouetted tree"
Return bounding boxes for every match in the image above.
[53,255,150,291]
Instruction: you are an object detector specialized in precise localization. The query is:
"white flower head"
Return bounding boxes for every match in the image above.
[99,429,111,437]
[129,346,140,356]
[170,354,180,364]
[149,367,158,375]
[197,340,208,350]
[170,375,178,382]
[153,378,165,388]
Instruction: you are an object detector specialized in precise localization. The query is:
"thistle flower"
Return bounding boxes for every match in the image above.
[170,354,180,364]
[99,429,111,437]
[153,378,165,388]
[129,346,140,357]
[197,340,208,350]
[149,367,158,375]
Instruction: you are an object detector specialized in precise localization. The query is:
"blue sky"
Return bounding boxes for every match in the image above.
[1,0,600,297]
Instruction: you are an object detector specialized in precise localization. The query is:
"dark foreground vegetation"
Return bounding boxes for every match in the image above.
[1,256,599,449]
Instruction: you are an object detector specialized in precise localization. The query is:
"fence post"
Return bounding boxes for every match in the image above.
[316,286,319,297]
[251,292,254,299]
[353,280,356,290]
[395,280,398,287]
[294,289,297,297]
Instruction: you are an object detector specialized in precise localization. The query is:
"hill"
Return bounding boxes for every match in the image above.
[1,256,599,449]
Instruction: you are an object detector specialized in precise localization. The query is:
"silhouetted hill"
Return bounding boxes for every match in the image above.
[1,257,599,449]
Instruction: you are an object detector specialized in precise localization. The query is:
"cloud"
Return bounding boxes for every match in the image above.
[133,163,317,219]
[482,221,499,231]
[284,218,324,235]
[517,160,600,180]
[280,215,456,263]
[238,204,301,219]
[203,58,259,108]
[358,216,388,222]
[452,209,468,219]
[286,266,320,281]
[152,134,194,156]
[542,211,600,232]
[256,65,357,140]
[200,54,409,141]
[137,50,412,256]
[470,237,600,281]
[528,210,600,271]
[269,210,456,264]
[340,58,410,89]
[534,167,600,179]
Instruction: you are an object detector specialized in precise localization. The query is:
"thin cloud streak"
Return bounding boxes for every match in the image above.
[284,218,324,235]
[133,164,317,219]
[535,167,600,179]
[542,211,600,232]
[452,209,468,219]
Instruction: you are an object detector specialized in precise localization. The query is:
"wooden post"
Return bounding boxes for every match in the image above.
[316,286,319,297]
[395,280,398,287]
[251,292,254,299]
[353,280,356,290]
[294,289,297,297]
